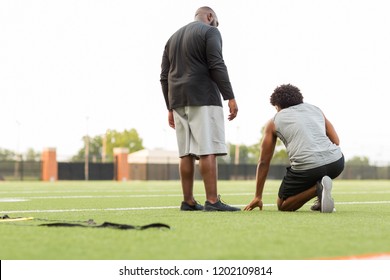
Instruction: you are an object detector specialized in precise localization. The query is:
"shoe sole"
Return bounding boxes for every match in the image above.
[204,206,240,212]
[180,202,204,211]
[321,176,334,213]
[204,207,218,212]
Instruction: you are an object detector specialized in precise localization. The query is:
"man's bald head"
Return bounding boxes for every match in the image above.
[195,6,219,27]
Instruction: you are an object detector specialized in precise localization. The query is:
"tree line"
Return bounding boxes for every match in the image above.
[0,127,372,166]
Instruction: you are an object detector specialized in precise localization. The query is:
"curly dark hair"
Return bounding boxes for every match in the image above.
[270,84,303,109]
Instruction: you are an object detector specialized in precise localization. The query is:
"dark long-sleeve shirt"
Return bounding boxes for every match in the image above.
[160,21,235,110]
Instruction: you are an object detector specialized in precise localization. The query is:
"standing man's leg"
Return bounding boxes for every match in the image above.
[194,106,239,211]
[200,154,240,211]
[180,155,196,205]
[199,154,218,204]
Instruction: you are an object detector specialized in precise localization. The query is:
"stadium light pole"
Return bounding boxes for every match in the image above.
[14,120,22,180]
[234,126,240,165]
[102,133,106,163]
[84,116,89,181]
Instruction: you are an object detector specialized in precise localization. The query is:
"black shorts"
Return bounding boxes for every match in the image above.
[278,155,345,200]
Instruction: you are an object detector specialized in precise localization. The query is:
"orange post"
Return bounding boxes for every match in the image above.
[114,148,129,181]
[41,148,57,181]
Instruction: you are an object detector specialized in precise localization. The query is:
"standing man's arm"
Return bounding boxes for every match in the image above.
[244,120,277,211]
[227,99,238,121]
[206,28,234,100]
[160,45,170,109]
[160,45,175,128]
[206,28,238,121]
[168,110,175,129]
[205,27,238,121]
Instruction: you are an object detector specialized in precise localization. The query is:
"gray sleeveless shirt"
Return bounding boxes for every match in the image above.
[273,103,342,170]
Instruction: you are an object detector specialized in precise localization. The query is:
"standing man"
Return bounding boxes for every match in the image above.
[244,84,344,213]
[160,7,240,211]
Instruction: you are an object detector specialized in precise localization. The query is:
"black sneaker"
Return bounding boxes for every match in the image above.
[180,201,204,211]
[310,198,321,211]
[315,180,323,200]
[314,177,334,213]
[311,181,323,211]
[204,195,241,212]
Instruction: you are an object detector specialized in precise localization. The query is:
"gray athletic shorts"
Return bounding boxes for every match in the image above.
[173,106,227,158]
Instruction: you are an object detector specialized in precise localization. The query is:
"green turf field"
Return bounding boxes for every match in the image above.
[0,180,389,260]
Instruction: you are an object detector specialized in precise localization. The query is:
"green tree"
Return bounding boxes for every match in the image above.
[0,148,16,161]
[224,143,260,164]
[104,129,144,161]
[72,128,144,162]
[25,148,41,161]
[254,125,289,165]
[72,135,104,162]
[346,156,370,166]
[271,148,289,165]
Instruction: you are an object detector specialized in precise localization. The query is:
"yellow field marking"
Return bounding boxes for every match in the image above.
[0,217,34,222]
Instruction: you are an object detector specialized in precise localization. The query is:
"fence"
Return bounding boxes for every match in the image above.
[58,162,114,180]
[137,163,390,180]
[1,160,390,181]
[0,160,41,181]
[135,164,287,181]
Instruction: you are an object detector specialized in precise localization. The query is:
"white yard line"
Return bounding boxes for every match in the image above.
[2,201,390,214]
[1,190,390,201]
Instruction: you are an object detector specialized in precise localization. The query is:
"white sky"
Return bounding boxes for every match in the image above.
[1,0,389,164]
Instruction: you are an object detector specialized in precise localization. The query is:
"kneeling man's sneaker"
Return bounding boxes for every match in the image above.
[310,199,321,211]
[320,176,334,213]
